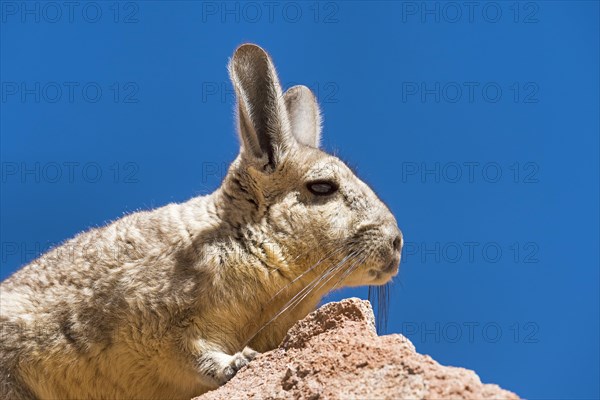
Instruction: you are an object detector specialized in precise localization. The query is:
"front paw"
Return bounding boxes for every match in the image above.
[241,346,259,361]
[213,347,259,385]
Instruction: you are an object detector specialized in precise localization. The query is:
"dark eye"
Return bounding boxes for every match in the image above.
[307,180,338,196]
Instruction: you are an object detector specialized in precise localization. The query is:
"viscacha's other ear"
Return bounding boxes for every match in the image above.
[284,85,322,149]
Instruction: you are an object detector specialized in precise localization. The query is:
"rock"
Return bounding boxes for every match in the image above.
[196,298,519,400]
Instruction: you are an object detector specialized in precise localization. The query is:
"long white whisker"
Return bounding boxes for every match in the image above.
[329,253,369,292]
[243,251,358,347]
[279,251,366,320]
[309,253,367,301]
[266,246,345,304]
[279,252,360,314]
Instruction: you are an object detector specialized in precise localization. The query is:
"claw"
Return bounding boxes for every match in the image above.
[213,347,259,385]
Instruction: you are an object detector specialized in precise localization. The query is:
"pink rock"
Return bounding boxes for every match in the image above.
[196,298,520,400]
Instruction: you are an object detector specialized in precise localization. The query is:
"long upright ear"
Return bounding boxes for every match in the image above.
[284,85,322,148]
[229,44,294,171]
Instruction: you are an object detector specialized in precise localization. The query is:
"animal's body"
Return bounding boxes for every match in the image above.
[0,44,402,399]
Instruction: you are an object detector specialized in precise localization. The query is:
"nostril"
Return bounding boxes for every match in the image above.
[392,234,402,251]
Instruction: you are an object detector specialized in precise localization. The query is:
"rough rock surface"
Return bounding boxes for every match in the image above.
[197,298,520,400]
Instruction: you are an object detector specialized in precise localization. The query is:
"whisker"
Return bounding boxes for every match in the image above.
[315,253,370,307]
[368,283,390,334]
[266,252,358,322]
[265,246,346,305]
[280,251,363,316]
[286,250,368,318]
[243,251,359,347]
[255,236,338,278]
[328,253,369,292]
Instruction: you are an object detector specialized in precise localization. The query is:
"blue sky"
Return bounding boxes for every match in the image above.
[1,1,598,399]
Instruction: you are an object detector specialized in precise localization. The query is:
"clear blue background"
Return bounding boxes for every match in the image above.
[1,1,598,399]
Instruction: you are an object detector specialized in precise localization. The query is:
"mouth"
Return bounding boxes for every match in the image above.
[382,258,400,274]
[368,258,400,282]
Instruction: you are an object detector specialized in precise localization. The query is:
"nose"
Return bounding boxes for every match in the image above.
[381,229,402,275]
[392,232,403,252]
